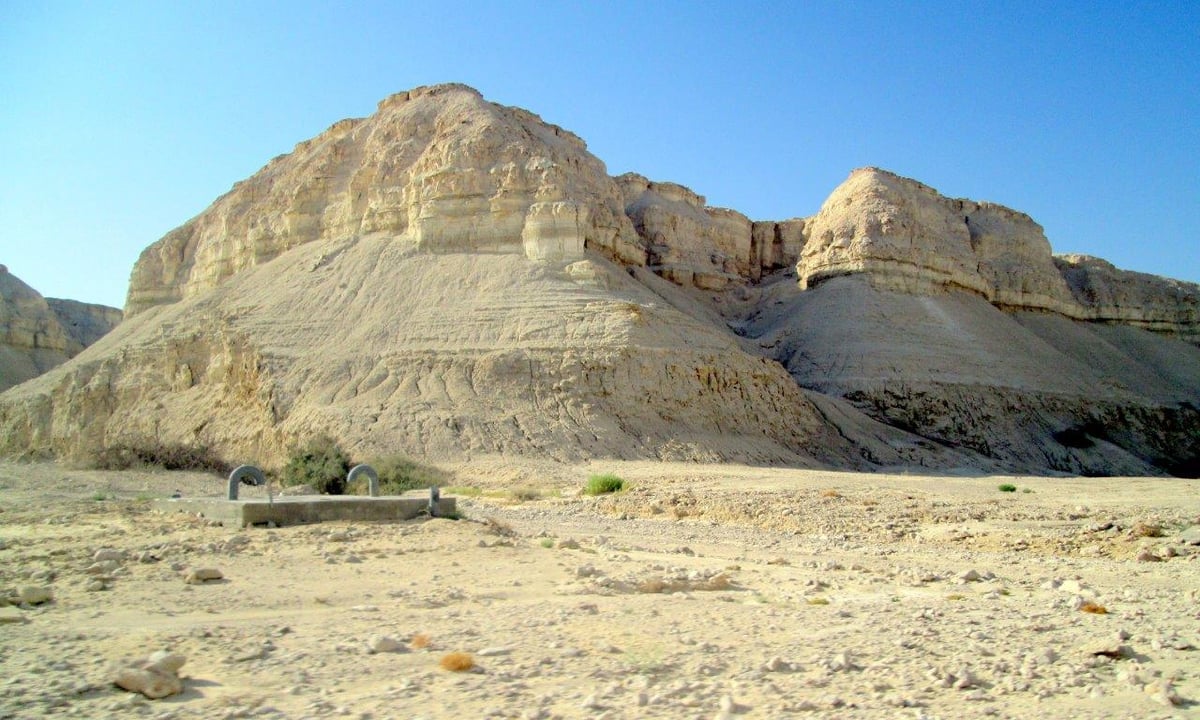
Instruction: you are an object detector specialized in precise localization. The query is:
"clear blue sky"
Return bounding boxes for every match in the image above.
[2,1,1197,308]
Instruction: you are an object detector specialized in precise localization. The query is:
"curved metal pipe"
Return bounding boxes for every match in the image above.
[347,464,379,497]
[227,464,266,501]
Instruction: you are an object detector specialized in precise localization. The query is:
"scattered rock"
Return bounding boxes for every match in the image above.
[185,567,224,584]
[111,651,186,699]
[93,548,125,562]
[0,606,26,623]
[18,586,53,605]
[367,635,407,654]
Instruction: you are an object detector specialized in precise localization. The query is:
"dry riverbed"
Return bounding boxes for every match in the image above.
[0,459,1197,719]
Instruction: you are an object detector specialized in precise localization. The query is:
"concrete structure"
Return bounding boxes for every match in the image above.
[151,493,456,527]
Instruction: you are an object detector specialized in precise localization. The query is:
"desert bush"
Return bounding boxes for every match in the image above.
[439,652,475,672]
[281,436,351,495]
[90,441,230,475]
[350,454,453,495]
[998,483,1017,493]
[584,473,624,495]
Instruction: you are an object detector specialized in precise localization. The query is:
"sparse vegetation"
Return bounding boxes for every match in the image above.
[90,441,229,475]
[281,436,351,495]
[439,652,475,672]
[1080,602,1108,615]
[584,473,625,495]
[539,538,554,548]
[998,483,1017,493]
[410,633,432,649]
[350,454,451,495]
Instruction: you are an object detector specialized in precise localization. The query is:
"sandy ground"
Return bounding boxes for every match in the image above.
[0,459,1197,720]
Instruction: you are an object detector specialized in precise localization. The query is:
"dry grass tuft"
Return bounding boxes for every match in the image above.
[1080,602,1108,615]
[439,652,475,672]
[410,633,432,649]
[820,489,842,499]
[1130,522,1164,538]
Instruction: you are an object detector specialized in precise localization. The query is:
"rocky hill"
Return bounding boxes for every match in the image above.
[0,266,122,392]
[0,84,1196,476]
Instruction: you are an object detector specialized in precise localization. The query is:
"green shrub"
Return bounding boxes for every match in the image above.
[584,473,625,495]
[91,441,229,475]
[282,436,351,495]
[350,454,452,495]
[998,483,1017,493]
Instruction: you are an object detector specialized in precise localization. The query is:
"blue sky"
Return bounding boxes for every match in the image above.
[2,1,1197,308]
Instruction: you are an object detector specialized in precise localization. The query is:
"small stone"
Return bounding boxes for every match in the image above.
[1136,550,1162,563]
[764,656,792,672]
[0,606,26,623]
[146,652,187,675]
[1177,526,1200,546]
[557,539,580,550]
[477,646,511,657]
[367,635,406,654]
[958,569,982,583]
[18,586,53,605]
[93,549,125,563]
[86,579,107,592]
[185,568,224,584]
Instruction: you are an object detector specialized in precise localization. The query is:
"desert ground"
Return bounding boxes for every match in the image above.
[1,459,1197,719]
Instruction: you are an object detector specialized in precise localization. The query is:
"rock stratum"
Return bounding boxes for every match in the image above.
[0,266,121,392]
[1,84,1196,476]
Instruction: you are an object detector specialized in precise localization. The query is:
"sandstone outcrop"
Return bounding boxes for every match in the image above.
[1,85,1196,476]
[0,266,121,391]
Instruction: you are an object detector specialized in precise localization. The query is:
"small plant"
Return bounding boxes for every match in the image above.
[509,486,543,502]
[1080,602,1108,615]
[998,483,1017,493]
[410,633,432,649]
[584,473,624,495]
[91,491,110,502]
[281,436,351,495]
[539,538,555,549]
[90,441,229,475]
[820,488,842,499]
[354,454,452,495]
[806,596,830,606]
[439,652,475,672]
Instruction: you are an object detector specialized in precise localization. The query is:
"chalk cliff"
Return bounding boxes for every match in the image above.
[1,86,1196,476]
[0,266,122,392]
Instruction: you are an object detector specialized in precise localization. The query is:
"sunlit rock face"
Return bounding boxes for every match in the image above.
[125,84,646,317]
[0,265,121,392]
[2,85,1197,477]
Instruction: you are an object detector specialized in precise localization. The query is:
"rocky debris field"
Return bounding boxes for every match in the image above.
[0,460,1197,719]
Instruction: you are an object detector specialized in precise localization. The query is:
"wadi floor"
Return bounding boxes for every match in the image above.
[0,459,1197,720]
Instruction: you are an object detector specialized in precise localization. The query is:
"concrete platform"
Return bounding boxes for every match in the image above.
[151,494,457,527]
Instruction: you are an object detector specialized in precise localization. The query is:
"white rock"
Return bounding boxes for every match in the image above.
[367,635,406,654]
[93,549,125,562]
[18,586,53,605]
[0,606,26,623]
[477,646,511,657]
[185,567,223,584]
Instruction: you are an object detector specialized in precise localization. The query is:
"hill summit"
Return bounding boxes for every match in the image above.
[1,84,1196,476]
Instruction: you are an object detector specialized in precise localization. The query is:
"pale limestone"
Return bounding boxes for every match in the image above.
[0,266,121,392]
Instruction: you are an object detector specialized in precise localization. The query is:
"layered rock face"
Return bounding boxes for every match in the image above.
[1,86,1196,476]
[766,168,1199,475]
[799,168,1199,345]
[126,84,646,316]
[0,266,121,392]
[618,173,803,289]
